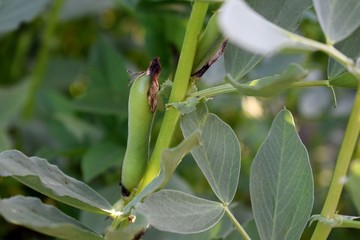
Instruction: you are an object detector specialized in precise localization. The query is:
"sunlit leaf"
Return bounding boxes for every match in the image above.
[0,196,104,240]
[223,0,311,80]
[313,0,360,44]
[250,109,313,240]
[219,0,309,55]
[181,103,241,204]
[0,150,113,215]
[0,0,49,34]
[137,190,224,234]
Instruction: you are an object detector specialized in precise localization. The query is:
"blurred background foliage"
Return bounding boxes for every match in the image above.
[0,0,359,239]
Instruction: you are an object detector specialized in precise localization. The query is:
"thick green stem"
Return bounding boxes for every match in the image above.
[22,0,64,118]
[138,1,209,192]
[311,86,360,240]
[224,206,251,240]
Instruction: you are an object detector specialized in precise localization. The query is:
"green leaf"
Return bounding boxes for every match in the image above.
[226,64,308,97]
[82,141,125,182]
[181,103,241,204]
[328,27,360,79]
[0,196,104,240]
[329,72,358,88]
[73,37,129,115]
[0,150,113,215]
[0,80,29,129]
[0,0,48,34]
[137,190,225,234]
[250,109,314,240]
[223,0,311,80]
[224,43,262,80]
[123,132,200,214]
[0,131,11,151]
[218,0,309,55]
[313,0,360,44]
[346,160,360,214]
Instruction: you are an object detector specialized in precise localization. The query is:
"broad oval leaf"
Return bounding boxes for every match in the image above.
[0,196,104,240]
[0,150,113,215]
[226,64,308,97]
[250,109,314,240]
[0,0,49,34]
[218,0,307,55]
[137,190,224,234]
[181,103,241,204]
[313,0,360,44]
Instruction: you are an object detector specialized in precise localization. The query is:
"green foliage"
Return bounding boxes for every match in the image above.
[250,109,313,240]
[0,150,113,215]
[1,0,360,239]
[0,196,104,240]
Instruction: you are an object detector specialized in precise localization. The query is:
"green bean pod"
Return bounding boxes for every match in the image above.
[121,58,160,196]
[192,12,226,77]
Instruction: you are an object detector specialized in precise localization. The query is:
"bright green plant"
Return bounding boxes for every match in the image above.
[1,0,360,240]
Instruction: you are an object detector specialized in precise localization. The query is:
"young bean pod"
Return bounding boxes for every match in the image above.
[121,58,161,196]
[192,12,227,77]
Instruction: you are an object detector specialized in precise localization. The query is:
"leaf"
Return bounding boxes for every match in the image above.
[0,0,49,34]
[328,27,360,79]
[346,160,360,214]
[226,64,308,97]
[0,80,29,129]
[224,43,262,80]
[329,72,358,88]
[73,37,129,115]
[123,132,200,214]
[0,196,104,240]
[223,0,311,80]
[313,0,360,44]
[218,0,309,55]
[82,141,125,182]
[0,150,113,215]
[60,0,115,21]
[250,109,314,240]
[181,103,241,204]
[137,190,224,234]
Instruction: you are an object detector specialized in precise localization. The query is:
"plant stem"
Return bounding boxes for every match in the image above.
[289,33,360,79]
[224,206,251,240]
[22,0,64,118]
[138,1,209,192]
[311,86,360,240]
[190,80,331,98]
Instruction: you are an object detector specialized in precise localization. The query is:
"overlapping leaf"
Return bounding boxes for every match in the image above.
[0,150,113,215]
[0,196,104,240]
[137,190,224,234]
[313,0,360,44]
[181,103,241,204]
[250,109,313,240]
